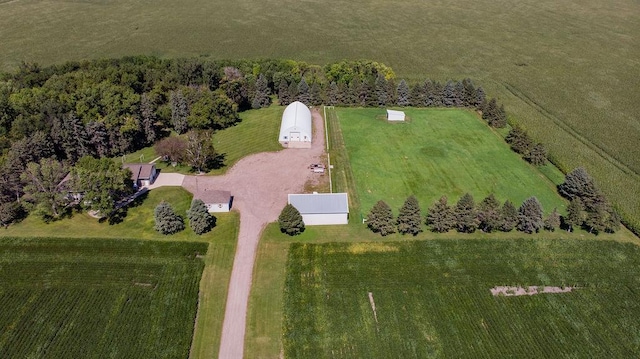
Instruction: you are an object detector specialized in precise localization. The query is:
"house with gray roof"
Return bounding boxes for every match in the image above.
[194,189,232,213]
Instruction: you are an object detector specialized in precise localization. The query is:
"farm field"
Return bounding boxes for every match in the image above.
[332,107,566,219]
[0,187,240,358]
[0,0,638,230]
[0,237,207,358]
[282,239,640,358]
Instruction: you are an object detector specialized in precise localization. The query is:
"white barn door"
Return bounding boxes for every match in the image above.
[290,132,300,141]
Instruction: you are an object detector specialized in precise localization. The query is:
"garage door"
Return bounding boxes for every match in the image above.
[290,132,300,141]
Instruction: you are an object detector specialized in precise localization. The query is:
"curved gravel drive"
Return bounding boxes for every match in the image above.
[181,109,326,359]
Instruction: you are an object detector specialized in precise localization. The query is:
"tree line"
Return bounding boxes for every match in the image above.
[366,168,620,236]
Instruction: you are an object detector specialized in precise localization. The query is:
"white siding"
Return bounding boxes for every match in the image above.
[302,213,348,225]
[206,203,230,213]
[387,109,405,121]
[279,101,312,147]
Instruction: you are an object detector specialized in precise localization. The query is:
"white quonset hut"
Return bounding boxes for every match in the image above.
[288,193,349,225]
[279,101,312,148]
[386,109,405,122]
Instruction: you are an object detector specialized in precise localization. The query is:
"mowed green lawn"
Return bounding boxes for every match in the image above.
[0,238,207,358]
[120,106,283,175]
[335,108,566,218]
[283,240,640,358]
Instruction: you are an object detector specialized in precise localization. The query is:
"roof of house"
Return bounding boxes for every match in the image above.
[123,163,155,182]
[195,189,232,204]
[288,193,349,214]
[279,101,312,140]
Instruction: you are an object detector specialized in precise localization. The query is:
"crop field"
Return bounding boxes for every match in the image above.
[283,239,640,358]
[1,0,638,229]
[331,107,566,218]
[0,237,207,358]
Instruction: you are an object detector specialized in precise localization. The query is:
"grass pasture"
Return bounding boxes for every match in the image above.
[332,107,566,219]
[283,239,640,358]
[0,238,206,358]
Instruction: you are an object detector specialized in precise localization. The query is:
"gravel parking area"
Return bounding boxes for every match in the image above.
[181,108,326,359]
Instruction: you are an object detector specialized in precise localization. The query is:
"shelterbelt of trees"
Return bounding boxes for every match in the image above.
[0,56,622,234]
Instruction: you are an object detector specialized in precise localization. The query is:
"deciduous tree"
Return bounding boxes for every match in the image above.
[278,203,305,236]
[544,208,561,231]
[21,158,70,221]
[185,130,216,173]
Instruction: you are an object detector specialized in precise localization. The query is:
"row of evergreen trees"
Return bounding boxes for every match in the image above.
[366,194,562,236]
[154,199,216,235]
[365,166,621,237]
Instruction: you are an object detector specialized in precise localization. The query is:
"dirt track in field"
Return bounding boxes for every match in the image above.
[182,109,326,359]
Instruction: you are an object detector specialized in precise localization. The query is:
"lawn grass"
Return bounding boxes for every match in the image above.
[283,239,640,358]
[333,107,567,220]
[0,0,637,229]
[0,187,239,359]
[0,237,207,358]
[116,106,283,175]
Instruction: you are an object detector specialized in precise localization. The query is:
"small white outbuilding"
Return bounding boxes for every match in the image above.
[279,101,312,148]
[288,193,349,225]
[386,109,405,122]
[194,189,232,213]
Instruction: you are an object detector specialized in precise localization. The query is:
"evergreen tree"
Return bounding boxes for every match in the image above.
[297,78,311,105]
[309,82,323,106]
[140,93,157,145]
[525,143,547,166]
[287,81,298,105]
[474,86,486,110]
[86,120,110,157]
[278,203,305,236]
[565,197,585,232]
[517,197,544,234]
[454,193,479,233]
[505,126,533,155]
[374,74,388,107]
[187,199,216,235]
[154,201,185,235]
[367,200,395,236]
[477,193,502,232]
[426,196,455,233]
[442,80,456,107]
[494,104,507,128]
[500,200,518,232]
[409,83,426,107]
[278,80,292,105]
[461,78,476,107]
[604,207,621,233]
[558,167,600,203]
[358,79,373,107]
[544,208,561,231]
[397,195,422,235]
[482,98,498,124]
[251,74,271,109]
[396,79,410,107]
[453,81,465,107]
[584,201,606,234]
[326,81,340,106]
[170,90,188,134]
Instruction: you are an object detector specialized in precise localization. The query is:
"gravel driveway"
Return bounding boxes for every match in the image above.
[181,109,327,359]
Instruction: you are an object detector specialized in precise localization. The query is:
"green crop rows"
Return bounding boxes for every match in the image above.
[283,240,640,358]
[0,237,207,358]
